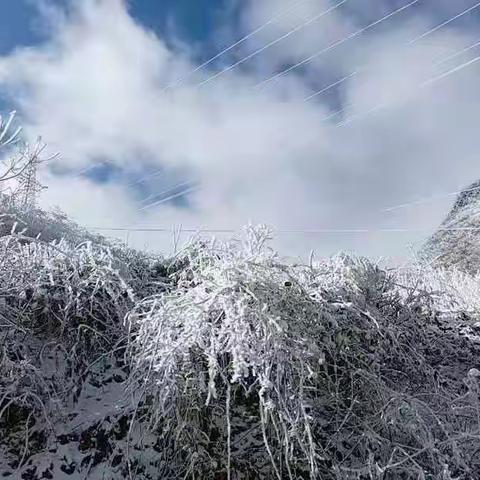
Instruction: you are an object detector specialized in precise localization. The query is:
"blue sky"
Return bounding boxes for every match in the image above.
[131,0,236,42]
[0,0,480,258]
[0,1,42,54]
[2,1,479,66]
[0,0,234,54]
[0,0,238,115]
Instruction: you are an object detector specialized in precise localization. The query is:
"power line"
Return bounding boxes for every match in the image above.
[308,35,480,121]
[53,1,480,192]
[64,1,480,196]
[433,38,480,67]
[196,0,349,88]
[382,186,480,213]
[138,184,200,212]
[163,0,321,90]
[419,53,480,87]
[138,47,480,215]
[256,0,420,89]
[303,71,357,101]
[408,1,480,45]
[65,3,480,226]
[165,0,479,93]
[72,161,109,179]
[321,106,345,121]
[147,53,480,227]
[90,227,235,233]
[138,179,197,206]
[133,5,347,209]
[126,168,164,188]
[88,226,480,234]
[305,16,480,105]
[336,54,480,127]
[327,50,480,214]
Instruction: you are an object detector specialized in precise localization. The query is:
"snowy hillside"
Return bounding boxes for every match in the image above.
[1,199,480,479]
[422,179,480,274]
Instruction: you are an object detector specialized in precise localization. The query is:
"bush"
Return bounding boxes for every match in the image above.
[128,227,480,479]
[1,218,480,478]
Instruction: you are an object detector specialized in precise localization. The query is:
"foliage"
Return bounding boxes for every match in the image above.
[0,215,480,479]
[128,228,480,479]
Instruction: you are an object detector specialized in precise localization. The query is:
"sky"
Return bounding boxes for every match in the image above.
[0,0,479,261]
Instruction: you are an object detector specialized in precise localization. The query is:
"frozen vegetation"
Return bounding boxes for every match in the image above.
[1,118,480,478]
[0,202,480,479]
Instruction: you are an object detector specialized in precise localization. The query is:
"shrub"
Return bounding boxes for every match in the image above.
[128,227,480,479]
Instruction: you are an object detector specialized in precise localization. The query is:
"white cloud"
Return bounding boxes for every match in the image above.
[0,0,479,259]
[239,0,352,77]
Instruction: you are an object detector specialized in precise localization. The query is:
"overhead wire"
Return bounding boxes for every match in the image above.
[408,1,480,44]
[66,3,480,224]
[144,2,367,204]
[138,55,480,221]
[57,2,334,186]
[303,71,357,101]
[297,4,480,103]
[138,179,197,206]
[433,38,480,67]
[383,194,461,214]
[60,1,480,190]
[139,1,349,211]
[196,0,349,88]
[138,184,200,212]
[303,39,471,104]
[336,54,480,126]
[88,226,480,234]
[304,3,480,121]
[126,168,164,188]
[71,161,109,179]
[163,0,323,90]
[69,2,480,195]
[256,0,420,89]
[138,45,480,215]
[382,186,480,213]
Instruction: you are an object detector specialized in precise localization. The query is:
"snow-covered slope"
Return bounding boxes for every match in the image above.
[422,180,480,273]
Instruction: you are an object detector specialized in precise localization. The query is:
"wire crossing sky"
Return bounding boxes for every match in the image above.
[256,0,421,88]
[163,0,323,90]
[196,0,349,88]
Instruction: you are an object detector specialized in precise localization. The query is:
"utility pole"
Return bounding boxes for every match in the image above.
[17,155,46,211]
